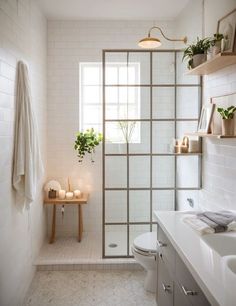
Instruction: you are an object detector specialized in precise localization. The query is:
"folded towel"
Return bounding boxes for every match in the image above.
[182,213,236,235]
[197,211,236,233]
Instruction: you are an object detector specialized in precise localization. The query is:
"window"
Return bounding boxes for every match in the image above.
[79,63,102,132]
[79,62,140,142]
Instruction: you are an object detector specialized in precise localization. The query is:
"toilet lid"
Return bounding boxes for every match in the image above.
[133,232,157,253]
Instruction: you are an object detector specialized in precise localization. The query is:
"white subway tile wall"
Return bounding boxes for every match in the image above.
[0,1,47,305]
[200,65,236,211]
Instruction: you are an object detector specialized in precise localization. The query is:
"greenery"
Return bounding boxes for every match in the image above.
[217,106,236,119]
[210,33,224,46]
[118,121,136,143]
[74,128,103,162]
[212,33,224,43]
[182,37,211,68]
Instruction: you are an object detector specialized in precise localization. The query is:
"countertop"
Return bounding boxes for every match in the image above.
[154,211,236,306]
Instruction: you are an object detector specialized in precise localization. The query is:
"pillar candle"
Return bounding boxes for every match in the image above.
[65,191,74,200]
[74,189,81,198]
[58,190,66,200]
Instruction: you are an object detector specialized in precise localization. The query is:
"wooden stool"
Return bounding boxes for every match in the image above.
[44,195,88,244]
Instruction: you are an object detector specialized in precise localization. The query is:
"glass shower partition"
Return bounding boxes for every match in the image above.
[102,50,201,258]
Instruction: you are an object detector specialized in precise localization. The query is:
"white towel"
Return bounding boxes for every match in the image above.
[12,61,44,209]
[182,214,236,235]
[183,214,215,235]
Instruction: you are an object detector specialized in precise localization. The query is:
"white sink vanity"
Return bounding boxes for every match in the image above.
[154,211,236,306]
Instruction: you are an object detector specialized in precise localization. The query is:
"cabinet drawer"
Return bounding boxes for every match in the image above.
[175,253,210,306]
[174,282,190,306]
[157,256,174,306]
[158,227,175,274]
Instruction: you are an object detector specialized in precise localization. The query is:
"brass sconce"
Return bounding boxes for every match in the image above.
[138,26,187,49]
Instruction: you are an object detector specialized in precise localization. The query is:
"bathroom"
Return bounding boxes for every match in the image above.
[1,0,236,305]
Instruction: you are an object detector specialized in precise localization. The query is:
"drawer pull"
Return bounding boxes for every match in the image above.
[157,240,167,248]
[181,285,197,296]
[162,283,171,293]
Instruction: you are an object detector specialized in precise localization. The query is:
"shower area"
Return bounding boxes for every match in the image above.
[102,50,201,258]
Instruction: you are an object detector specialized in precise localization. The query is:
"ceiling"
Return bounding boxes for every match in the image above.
[38,0,190,20]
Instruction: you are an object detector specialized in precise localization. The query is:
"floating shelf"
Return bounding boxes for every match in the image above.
[186,52,236,75]
[185,132,236,139]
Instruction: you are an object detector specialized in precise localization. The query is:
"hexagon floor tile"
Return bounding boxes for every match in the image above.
[23,270,156,306]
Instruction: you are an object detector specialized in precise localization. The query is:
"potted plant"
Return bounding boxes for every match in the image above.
[74,128,103,162]
[217,106,236,136]
[183,37,211,69]
[208,33,224,59]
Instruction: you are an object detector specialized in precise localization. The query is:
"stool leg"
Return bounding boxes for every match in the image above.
[78,205,83,242]
[50,204,56,244]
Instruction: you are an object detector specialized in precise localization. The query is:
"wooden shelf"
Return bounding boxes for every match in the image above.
[186,52,236,75]
[185,132,236,139]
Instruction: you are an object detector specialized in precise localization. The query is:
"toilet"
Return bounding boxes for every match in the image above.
[131,232,157,293]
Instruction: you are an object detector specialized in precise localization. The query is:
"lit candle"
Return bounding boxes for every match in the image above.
[58,190,66,199]
[66,191,74,200]
[74,189,81,198]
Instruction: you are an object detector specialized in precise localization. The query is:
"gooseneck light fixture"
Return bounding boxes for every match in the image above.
[138,26,187,49]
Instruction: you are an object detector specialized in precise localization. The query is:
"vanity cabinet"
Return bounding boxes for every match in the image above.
[157,256,174,306]
[157,227,211,306]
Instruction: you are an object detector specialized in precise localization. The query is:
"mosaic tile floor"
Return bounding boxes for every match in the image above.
[36,233,137,265]
[23,271,156,306]
[36,233,102,265]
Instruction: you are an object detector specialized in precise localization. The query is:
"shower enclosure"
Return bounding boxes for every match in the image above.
[102,50,201,258]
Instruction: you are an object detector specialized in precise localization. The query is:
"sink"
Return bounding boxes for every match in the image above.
[225,257,236,275]
[201,232,236,257]
[222,256,236,306]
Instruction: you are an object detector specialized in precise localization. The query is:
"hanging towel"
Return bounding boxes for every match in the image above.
[12,61,44,209]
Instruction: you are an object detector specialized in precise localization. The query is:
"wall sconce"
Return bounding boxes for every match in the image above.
[138,26,187,49]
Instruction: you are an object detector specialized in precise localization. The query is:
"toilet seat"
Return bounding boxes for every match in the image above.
[132,232,157,256]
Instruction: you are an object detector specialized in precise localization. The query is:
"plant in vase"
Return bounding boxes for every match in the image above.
[217,106,236,136]
[208,33,224,59]
[74,128,103,162]
[118,121,136,143]
[182,37,211,69]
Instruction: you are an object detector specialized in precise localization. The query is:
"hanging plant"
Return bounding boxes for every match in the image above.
[74,128,103,162]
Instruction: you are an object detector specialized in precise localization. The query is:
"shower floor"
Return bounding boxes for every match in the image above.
[35,231,137,266]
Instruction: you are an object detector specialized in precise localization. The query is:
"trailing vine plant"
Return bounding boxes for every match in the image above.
[74,128,103,162]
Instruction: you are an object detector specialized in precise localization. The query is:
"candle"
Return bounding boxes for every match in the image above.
[74,189,81,198]
[58,190,66,200]
[66,191,74,200]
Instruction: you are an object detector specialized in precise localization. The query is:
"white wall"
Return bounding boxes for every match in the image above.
[174,0,204,48]
[204,0,236,37]
[0,1,47,305]
[46,20,175,237]
[175,0,236,211]
[201,0,236,211]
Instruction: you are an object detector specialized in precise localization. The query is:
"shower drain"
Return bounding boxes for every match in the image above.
[108,243,118,248]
